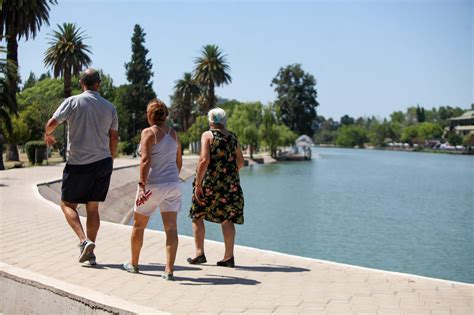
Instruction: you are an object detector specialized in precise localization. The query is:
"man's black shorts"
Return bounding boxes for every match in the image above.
[62,157,113,204]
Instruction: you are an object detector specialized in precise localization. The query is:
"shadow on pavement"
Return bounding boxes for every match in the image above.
[177,274,260,286]
[236,264,310,273]
[93,263,202,273]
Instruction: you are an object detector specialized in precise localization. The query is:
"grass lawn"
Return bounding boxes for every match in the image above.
[2,151,64,169]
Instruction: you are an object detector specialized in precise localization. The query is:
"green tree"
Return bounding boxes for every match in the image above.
[18,78,79,143]
[437,106,465,127]
[400,122,443,146]
[0,43,18,169]
[124,24,156,134]
[0,0,57,117]
[38,71,51,81]
[335,125,368,148]
[417,122,443,140]
[340,114,355,126]
[111,84,132,141]
[242,125,259,159]
[400,125,420,145]
[390,111,405,124]
[227,102,263,158]
[187,115,209,153]
[368,119,400,147]
[258,106,280,157]
[446,132,463,146]
[462,133,474,148]
[314,130,338,144]
[416,106,426,123]
[271,64,319,136]
[194,44,231,113]
[1,114,30,152]
[97,69,115,100]
[174,72,201,131]
[44,22,91,161]
[22,71,37,91]
[44,23,91,99]
[1,0,57,162]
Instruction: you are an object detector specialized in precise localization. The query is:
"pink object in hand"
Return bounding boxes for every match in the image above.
[136,189,152,207]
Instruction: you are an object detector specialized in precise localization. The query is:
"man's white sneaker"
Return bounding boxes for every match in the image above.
[78,240,95,263]
[83,253,97,266]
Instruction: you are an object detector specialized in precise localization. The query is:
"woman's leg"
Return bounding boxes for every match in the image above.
[131,212,150,267]
[161,212,178,273]
[221,220,235,260]
[192,217,206,257]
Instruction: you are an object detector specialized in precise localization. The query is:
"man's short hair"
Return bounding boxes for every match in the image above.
[80,69,101,88]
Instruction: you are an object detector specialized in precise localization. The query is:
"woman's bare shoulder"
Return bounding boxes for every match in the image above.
[141,127,155,137]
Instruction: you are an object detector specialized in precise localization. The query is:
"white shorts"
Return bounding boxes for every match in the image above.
[134,182,182,216]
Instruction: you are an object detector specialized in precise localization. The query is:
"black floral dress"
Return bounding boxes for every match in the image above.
[189,129,244,224]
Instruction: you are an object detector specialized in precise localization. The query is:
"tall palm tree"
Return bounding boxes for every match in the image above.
[44,22,91,161]
[0,0,57,101]
[174,72,201,131]
[1,0,57,162]
[0,43,18,170]
[193,44,231,112]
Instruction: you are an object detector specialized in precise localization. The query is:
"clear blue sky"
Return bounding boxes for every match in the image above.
[18,0,473,119]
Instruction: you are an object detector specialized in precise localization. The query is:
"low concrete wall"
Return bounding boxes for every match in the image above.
[37,159,198,225]
[0,263,165,315]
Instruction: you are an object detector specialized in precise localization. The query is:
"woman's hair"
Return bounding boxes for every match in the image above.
[147,98,169,125]
[208,107,227,126]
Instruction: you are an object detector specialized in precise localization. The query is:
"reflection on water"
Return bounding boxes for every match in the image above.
[145,147,474,283]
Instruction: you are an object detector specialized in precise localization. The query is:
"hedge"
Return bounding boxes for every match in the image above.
[25,141,47,165]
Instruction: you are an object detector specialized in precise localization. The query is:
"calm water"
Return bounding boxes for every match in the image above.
[146,147,474,284]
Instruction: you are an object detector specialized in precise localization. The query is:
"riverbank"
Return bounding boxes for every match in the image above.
[1,157,473,314]
[316,144,473,155]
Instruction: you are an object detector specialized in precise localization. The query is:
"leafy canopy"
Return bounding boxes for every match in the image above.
[271,64,319,137]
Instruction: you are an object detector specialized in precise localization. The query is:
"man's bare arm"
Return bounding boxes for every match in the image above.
[44,118,59,146]
[109,129,119,159]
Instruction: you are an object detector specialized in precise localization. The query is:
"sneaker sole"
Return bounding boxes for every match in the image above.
[122,262,139,274]
[78,242,96,263]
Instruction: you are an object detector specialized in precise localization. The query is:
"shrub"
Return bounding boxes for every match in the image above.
[177,132,190,152]
[25,141,47,165]
[118,141,134,155]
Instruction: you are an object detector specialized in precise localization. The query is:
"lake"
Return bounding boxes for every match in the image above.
[145,147,474,284]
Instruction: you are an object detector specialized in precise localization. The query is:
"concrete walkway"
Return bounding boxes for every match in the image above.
[0,157,472,314]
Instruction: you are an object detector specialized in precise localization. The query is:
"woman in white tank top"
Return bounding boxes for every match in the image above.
[122,99,182,280]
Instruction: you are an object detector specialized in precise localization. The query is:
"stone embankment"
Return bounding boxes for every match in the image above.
[37,157,198,225]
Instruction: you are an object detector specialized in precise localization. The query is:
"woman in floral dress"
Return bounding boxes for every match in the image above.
[188,107,244,268]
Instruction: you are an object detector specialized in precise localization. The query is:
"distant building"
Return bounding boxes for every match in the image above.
[448,110,474,136]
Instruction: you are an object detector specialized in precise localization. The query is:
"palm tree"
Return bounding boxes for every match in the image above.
[44,22,92,161]
[174,72,201,131]
[1,0,57,100]
[1,0,57,162]
[193,44,231,112]
[0,43,18,170]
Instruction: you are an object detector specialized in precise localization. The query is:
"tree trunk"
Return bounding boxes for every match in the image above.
[250,145,254,160]
[183,107,189,131]
[5,143,19,161]
[64,68,72,98]
[7,30,19,110]
[180,112,186,132]
[208,82,215,112]
[0,134,5,171]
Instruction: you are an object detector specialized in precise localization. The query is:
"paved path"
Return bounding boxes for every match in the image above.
[0,158,473,314]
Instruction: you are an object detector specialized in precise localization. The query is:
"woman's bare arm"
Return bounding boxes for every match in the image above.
[139,128,155,188]
[236,142,244,171]
[175,130,183,173]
